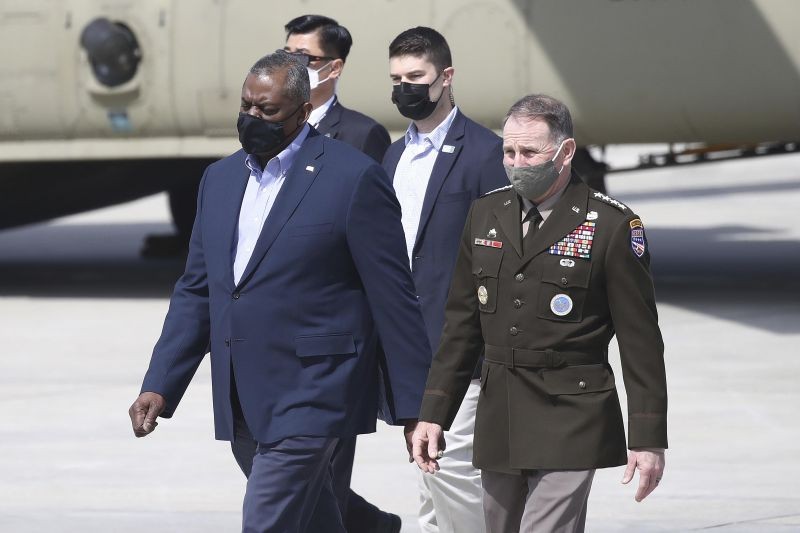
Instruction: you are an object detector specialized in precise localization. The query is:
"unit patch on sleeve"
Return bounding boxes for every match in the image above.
[548,221,596,259]
[629,218,647,257]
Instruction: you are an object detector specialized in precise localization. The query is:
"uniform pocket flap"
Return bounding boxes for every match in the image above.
[541,364,615,395]
[540,259,591,288]
[295,334,356,357]
[472,247,503,277]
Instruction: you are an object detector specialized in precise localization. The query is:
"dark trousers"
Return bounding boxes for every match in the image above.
[232,416,386,533]
[242,434,343,533]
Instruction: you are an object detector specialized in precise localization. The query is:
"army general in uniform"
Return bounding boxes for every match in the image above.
[411,94,668,533]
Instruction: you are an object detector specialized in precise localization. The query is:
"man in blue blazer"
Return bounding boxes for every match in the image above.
[283,15,399,533]
[128,51,431,533]
[383,27,508,533]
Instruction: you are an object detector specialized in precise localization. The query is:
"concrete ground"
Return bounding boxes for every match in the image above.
[0,149,798,532]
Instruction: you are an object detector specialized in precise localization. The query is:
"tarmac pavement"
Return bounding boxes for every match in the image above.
[0,149,798,532]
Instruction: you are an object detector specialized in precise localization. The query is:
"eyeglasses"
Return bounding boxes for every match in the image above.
[280,50,335,67]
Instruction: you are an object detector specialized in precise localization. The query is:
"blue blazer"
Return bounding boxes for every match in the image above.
[142,129,432,443]
[383,110,508,359]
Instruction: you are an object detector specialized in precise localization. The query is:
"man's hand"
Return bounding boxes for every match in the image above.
[403,420,417,463]
[411,421,445,474]
[622,448,665,502]
[129,392,166,437]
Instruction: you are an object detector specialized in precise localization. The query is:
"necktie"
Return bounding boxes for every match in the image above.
[522,206,542,252]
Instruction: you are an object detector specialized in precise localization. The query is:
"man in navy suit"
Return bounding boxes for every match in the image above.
[283,15,391,164]
[382,27,508,533]
[128,51,431,533]
[281,15,399,533]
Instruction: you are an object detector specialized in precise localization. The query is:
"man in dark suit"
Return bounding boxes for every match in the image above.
[282,15,399,533]
[128,51,431,533]
[382,27,508,533]
[283,15,390,163]
[412,94,667,532]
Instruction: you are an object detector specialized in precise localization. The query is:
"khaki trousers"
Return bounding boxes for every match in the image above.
[481,468,595,533]
[418,380,485,533]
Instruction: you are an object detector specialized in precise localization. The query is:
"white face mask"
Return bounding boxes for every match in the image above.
[307,61,333,90]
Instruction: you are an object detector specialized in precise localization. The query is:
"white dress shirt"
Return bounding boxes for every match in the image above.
[308,94,336,128]
[233,124,310,284]
[393,106,459,263]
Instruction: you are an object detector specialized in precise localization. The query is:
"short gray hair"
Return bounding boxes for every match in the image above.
[249,50,310,104]
[504,94,573,144]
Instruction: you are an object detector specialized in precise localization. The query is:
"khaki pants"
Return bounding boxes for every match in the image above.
[482,468,595,533]
[418,380,485,533]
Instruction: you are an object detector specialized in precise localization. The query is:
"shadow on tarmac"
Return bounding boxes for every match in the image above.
[1,220,798,334]
[0,222,184,299]
[616,178,800,203]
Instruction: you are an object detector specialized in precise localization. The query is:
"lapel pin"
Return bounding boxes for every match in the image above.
[504,200,512,206]
[442,145,455,153]
[305,165,315,172]
[488,228,497,238]
[572,206,581,214]
[587,210,598,220]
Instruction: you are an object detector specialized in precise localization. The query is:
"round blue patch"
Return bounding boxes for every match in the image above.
[550,294,573,316]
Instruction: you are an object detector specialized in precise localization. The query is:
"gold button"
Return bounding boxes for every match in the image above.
[515,273,525,282]
[513,299,522,309]
[509,326,519,335]
[561,277,568,285]
[578,380,587,389]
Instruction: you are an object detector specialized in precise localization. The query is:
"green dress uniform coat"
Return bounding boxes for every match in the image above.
[419,175,668,473]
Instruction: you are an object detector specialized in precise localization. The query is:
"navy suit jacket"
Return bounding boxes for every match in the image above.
[141,129,431,443]
[316,98,391,164]
[383,110,508,360]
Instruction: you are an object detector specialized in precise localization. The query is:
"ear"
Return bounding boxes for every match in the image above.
[442,66,455,88]
[299,101,314,124]
[560,138,577,167]
[328,58,344,81]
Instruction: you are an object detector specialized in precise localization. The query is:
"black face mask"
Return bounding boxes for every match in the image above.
[391,72,443,121]
[236,106,303,155]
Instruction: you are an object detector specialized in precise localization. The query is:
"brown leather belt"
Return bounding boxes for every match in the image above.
[484,344,605,369]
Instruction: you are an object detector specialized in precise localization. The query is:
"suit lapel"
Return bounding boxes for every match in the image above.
[235,132,325,288]
[521,176,589,265]
[413,110,466,253]
[492,192,523,258]
[315,97,341,139]
[384,141,403,183]
[220,152,251,288]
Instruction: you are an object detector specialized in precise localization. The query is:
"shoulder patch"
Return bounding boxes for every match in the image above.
[629,218,647,258]
[482,184,513,197]
[592,191,628,212]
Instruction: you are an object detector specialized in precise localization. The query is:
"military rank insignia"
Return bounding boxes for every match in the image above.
[549,221,596,259]
[630,218,647,258]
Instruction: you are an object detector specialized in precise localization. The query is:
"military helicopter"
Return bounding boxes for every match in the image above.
[1,0,798,248]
